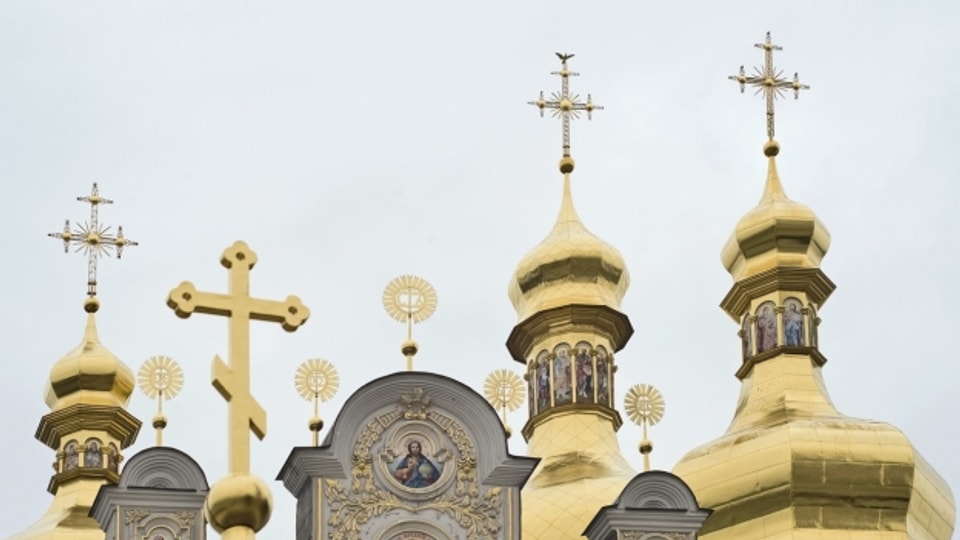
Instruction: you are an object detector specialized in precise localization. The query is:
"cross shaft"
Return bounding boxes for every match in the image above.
[729,32,810,140]
[167,241,309,474]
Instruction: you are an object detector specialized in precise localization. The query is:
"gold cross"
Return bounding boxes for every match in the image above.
[729,32,810,141]
[529,52,603,167]
[48,183,138,298]
[166,241,309,474]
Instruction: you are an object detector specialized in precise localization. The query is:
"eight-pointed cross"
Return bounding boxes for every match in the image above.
[167,241,309,474]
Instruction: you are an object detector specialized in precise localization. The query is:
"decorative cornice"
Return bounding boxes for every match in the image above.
[35,403,141,449]
[735,347,828,380]
[720,266,835,320]
[47,466,120,495]
[521,404,623,441]
[506,304,633,363]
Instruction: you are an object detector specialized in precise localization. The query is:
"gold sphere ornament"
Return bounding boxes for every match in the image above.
[294,358,339,403]
[205,473,273,533]
[484,369,525,413]
[382,275,438,324]
[138,355,184,400]
[624,383,665,427]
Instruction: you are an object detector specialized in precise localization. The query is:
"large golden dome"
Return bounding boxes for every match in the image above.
[509,174,629,322]
[675,141,956,539]
[44,306,135,411]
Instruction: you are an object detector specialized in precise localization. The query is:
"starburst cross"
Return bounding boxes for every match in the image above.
[729,32,810,141]
[529,52,602,170]
[48,183,138,298]
[166,241,309,474]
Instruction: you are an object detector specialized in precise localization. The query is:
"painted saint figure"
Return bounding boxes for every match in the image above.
[596,355,609,406]
[63,441,79,471]
[553,347,572,406]
[536,360,550,411]
[756,302,778,353]
[85,439,102,468]
[575,347,594,402]
[392,440,442,488]
[784,298,804,347]
[741,314,753,359]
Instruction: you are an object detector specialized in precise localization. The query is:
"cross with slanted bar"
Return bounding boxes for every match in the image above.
[529,53,602,164]
[166,241,309,475]
[48,183,138,297]
[729,32,810,141]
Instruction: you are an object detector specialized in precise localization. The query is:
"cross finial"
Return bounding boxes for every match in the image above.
[48,183,138,304]
[729,32,810,142]
[529,52,603,174]
[166,241,309,537]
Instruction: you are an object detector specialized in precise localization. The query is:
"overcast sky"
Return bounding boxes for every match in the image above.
[2,2,958,538]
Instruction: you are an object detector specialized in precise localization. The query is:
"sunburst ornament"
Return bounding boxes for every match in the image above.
[383,275,437,371]
[138,355,184,400]
[295,358,339,446]
[484,369,525,438]
[138,355,184,446]
[624,383,666,472]
[295,358,339,402]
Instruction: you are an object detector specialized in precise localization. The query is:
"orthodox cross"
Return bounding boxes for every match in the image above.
[48,183,138,298]
[730,32,810,141]
[529,52,602,165]
[166,241,309,474]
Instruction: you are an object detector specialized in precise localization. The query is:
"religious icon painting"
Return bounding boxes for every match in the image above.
[527,372,535,417]
[755,301,778,353]
[63,441,79,471]
[552,344,573,406]
[596,351,609,406]
[535,351,550,413]
[389,439,444,490]
[741,314,753,359]
[574,342,594,403]
[84,439,102,468]
[783,297,805,347]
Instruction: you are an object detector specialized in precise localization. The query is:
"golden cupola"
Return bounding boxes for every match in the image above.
[508,53,636,540]
[673,33,955,540]
[44,299,136,412]
[10,184,142,540]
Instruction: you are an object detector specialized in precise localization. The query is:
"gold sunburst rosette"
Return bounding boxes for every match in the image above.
[383,275,437,371]
[624,383,665,471]
[295,358,340,446]
[484,369,525,438]
[138,355,184,446]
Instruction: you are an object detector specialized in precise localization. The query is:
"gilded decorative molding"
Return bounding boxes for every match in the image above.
[324,479,501,540]
[621,533,689,540]
[124,508,148,524]
[176,511,195,526]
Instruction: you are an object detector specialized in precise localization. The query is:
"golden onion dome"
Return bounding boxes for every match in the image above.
[721,141,831,281]
[44,301,135,411]
[509,174,629,322]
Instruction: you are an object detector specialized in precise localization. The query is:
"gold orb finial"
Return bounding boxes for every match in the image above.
[205,473,273,533]
[625,383,666,472]
[295,358,339,447]
[484,369,525,438]
[383,275,437,371]
[138,355,184,447]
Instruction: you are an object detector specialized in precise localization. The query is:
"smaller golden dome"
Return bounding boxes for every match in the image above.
[509,174,629,322]
[721,141,831,281]
[44,308,135,411]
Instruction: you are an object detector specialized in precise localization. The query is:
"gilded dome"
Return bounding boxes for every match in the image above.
[509,174,629,322]
[721,142,831,281]
[44,310,135,411]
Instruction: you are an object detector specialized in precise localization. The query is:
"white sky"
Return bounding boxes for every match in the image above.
[2,2,958,537]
